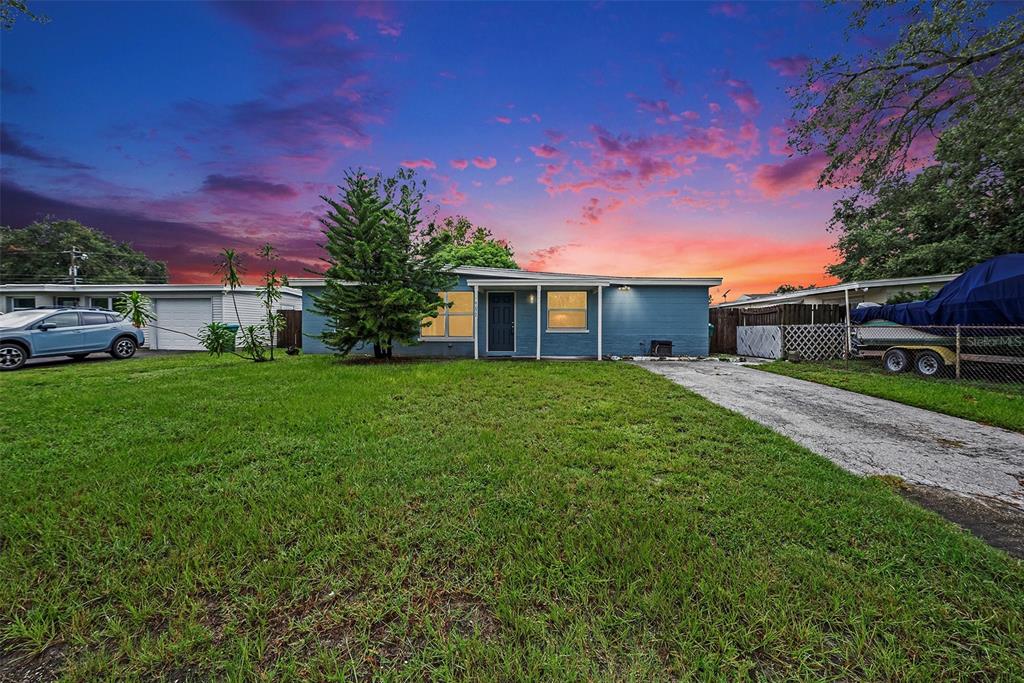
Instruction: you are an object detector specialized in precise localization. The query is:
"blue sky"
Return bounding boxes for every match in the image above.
[2,1,868,295]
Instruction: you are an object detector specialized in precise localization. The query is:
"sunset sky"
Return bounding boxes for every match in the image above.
[2,1,879,298]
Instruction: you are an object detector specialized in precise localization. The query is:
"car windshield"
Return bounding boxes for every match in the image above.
[0,310,49,328]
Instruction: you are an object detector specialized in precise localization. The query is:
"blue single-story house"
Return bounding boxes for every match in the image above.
[291,266,722,359]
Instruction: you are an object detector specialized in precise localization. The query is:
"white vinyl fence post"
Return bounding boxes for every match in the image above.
[844,286,852,362]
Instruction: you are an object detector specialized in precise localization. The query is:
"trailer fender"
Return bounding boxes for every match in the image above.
[885,345,957,366]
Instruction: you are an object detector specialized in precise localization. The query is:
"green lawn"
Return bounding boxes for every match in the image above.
[2,355,1022,680]
[757,359,1024,433]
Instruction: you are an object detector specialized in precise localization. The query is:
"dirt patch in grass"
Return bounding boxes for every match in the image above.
[899,484,1024,559]
[0,643,69,683]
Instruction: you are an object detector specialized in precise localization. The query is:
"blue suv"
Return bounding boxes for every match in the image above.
[0,308,145,371]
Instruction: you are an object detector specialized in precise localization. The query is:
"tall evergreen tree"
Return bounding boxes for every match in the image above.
[312,169,454,359]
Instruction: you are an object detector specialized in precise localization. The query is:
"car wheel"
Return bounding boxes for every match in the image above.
[882,348,910,373]
[914,349,945,378]
[68,353,90,361]
[110,337,138,359]
[0,343,28,371]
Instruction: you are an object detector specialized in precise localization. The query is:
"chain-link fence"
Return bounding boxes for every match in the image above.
[773,323,1024,391]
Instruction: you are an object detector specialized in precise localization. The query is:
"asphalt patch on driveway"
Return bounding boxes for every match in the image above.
[899,484,1024,559]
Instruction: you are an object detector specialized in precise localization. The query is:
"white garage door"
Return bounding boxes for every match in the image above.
[153,298,213,350]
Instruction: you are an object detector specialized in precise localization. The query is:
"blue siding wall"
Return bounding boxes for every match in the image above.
[602,285,709,356]
[300,276,710,357]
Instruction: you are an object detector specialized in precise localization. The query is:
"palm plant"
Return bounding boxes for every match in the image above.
[115,291,156,328]
[215,248,245,326]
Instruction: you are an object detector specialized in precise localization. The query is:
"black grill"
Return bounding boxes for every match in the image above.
[649,339,672,356]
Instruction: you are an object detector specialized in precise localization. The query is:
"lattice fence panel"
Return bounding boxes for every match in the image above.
[783,324,847,361]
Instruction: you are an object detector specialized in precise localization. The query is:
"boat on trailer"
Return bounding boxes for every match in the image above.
[849,255,1024,377]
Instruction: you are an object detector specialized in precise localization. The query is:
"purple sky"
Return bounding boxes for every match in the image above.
[1,1,883,297]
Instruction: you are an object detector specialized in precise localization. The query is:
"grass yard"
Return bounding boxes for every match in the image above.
[2,355,1023,680]
[757,359,1024,434]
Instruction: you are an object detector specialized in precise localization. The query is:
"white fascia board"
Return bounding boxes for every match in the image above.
[715,272,959,308]
[0,283,301,295]
[465,278,611,287]
[609,277,723,286]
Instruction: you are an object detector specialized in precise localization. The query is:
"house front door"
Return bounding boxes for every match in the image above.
[488,293,515,352]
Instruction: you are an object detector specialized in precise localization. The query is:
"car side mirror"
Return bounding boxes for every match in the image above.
[38,322,57,331]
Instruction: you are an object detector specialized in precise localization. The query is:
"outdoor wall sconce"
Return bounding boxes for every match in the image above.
[618,285,631,291]
[527,293,536,304]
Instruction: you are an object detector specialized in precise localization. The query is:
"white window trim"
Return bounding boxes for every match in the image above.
[10,297,37,311]
[546,291,588,333]
[419,291,475,341]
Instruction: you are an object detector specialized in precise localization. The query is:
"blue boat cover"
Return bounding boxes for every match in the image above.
[850,254,1024,326]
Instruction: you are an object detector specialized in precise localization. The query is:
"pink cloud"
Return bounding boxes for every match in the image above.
[708,102,721,113]
[545,129,567,143]
[449,158,468,170]
[537,122,759,198]
[495,116,512,125]
[519,113,542,123]
[400,158,436,170]
[630,95,672,115]
[529,144,560,159]
[579,196,625,224]
[436,180,467,206]
[661,65,685,96]
[496,175,514,186]
[750,152,827,198]
[724,79,761,116]
[768,126,793,156]
[525,244,579,271]
[472,156,497,169]
[681,110,700,120]
[768,55,811,78]
[355,2,403,36]
[709,2,746,18]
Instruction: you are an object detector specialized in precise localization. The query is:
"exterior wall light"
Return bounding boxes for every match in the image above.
[527,293,536,304]
[618,285,631,291]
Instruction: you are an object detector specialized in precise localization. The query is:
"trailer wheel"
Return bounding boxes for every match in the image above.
[914,350,945,378]
[882,348,910,373]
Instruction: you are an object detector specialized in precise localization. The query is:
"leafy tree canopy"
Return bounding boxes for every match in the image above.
[1,0,49,30]
[0,219,168,284]
[312,169,455,359]
[886,286,937,305]
[433,216,518,269]
[791,0,1024,281]
[773,283,815,295]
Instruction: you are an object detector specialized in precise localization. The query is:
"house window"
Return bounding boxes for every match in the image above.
[9,297,36,311]
[55,296,80,308]
[421,291,474,338]
[547,291,588,331]
[90,297,112,309]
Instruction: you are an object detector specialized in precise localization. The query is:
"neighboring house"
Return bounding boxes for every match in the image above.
[292,266,722,359]
[718,273,959,310]
[0,284,301,351]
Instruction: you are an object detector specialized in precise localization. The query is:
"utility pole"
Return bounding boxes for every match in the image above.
[62,246,89,285]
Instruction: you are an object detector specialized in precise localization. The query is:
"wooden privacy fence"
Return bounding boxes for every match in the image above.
[277,309,302,348]
[710,304,846,354]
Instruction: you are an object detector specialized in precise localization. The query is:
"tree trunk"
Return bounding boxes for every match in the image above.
[373,343,385,359]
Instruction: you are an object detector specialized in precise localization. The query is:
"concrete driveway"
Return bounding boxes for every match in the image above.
[638,360,1024,507]
[638,360,1024,557]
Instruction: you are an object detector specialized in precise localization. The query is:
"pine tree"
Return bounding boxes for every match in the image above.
[312,169,455,359]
